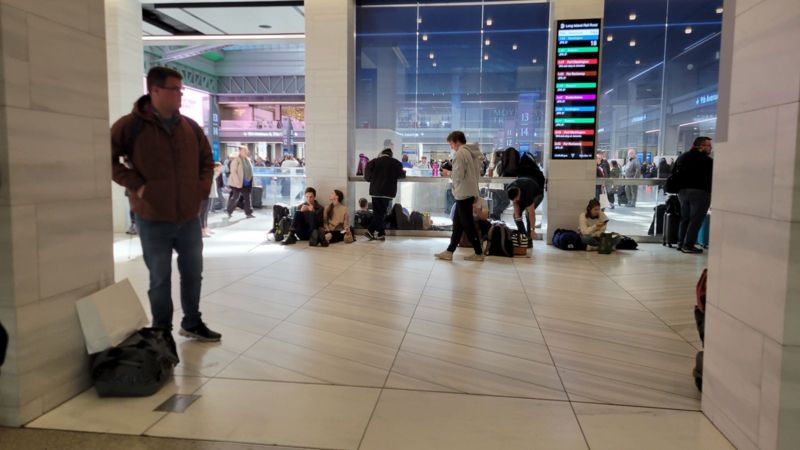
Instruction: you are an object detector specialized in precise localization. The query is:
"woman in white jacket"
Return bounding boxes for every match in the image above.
[579,199,620,251]
[435,131,485,261]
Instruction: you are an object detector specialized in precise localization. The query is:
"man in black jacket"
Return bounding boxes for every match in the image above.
[282,187,326,246]
[364,148,406,241]
[675,137,714,253]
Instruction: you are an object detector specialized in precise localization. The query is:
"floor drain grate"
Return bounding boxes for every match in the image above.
[154,394,201,413]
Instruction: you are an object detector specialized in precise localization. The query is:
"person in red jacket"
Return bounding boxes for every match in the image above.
[111,67,220,342]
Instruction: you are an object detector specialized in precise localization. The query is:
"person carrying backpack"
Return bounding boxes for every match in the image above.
[111,66,220,342]
[364,148,406,241]
[434,131,485,262]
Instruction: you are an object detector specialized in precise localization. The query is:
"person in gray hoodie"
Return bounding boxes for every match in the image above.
[435,131,485,261]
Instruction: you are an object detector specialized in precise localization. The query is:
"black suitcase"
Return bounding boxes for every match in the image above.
[663,212,680,247]
[649,204,666,236]
[251,186,263,209]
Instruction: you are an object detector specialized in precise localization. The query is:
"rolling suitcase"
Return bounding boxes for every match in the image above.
[649,204,666,236]
[663,213,680,248]
[251,186,263,209]
[697,214,710,248]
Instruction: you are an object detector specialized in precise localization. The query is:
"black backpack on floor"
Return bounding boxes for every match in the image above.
[483,223,514,257]
[91,328,179,397]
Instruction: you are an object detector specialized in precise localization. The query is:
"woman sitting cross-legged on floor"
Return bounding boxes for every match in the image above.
[323,189,351,244]
[579,199,620,251]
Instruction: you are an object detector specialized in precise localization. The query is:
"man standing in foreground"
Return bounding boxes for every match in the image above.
[674,136,714,254]
[364,148,406,241]
[111,67,221,342]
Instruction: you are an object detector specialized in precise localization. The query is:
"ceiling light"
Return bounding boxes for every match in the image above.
[512,43,518,50]
[432,62,437,67]
[258,24,272,29]
[606,34,613,42]
[635,59,641,65]
[142,34,305,42]
[629,12,637,21]
[429,52,434,59]
[629,39,636,47]
[485,38,491,46]
[532,58,537,63]
[417,17,422,24]
[484,54,489,61]
[687,63,694,70]
[486,18,493,26]
[716,6,723,14]
[684,26,693,34]
[422,34,428,41]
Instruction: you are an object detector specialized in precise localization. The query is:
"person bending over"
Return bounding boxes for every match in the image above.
[282,187,325,246]
[323,189,350,244]
[506,177,544,247]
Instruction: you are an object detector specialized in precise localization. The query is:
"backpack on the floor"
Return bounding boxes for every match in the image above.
[552,229,585,250]
[91,328,179,397]
[274,216,291,242]
[483,222,514,257]
[616,235,638,250]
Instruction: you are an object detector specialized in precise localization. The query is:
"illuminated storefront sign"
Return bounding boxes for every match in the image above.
[551,19,602,160]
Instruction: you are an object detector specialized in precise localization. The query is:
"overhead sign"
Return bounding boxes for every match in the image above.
[551,19,602,160]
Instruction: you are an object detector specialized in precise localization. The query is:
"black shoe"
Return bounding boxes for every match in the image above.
[245,214,255,219]
[281,233,298,245]
[179,322,222,342]
[320,237,329,247]
[681,246,703,254]
[309,229,319,247]
[364,231,376,241]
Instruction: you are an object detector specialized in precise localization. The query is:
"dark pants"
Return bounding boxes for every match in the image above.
[478,219,491,239]
[291,210,319,240]
[227,185,253,215]
[369,197,391,237]
[199,199,211,228]
[327,230,345,243]
[447,197,482,255]
[489,189,510,220]
[678,188,711,248]
[136,215,203,331]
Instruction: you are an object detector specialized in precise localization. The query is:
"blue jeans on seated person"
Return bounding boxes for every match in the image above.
[136,215,203,331]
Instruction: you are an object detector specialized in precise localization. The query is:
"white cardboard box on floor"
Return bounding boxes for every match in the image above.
[75,279,148,354]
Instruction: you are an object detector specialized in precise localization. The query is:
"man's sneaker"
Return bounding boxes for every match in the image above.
[464,254,484,262]
[320,236,330,247]
[377,234,386,241]
[125,225,137,235]
[245,214,256,219]
[309,229,319,247]
[681,246,703,254]
[364,231,376,241]
[434,250,453,261]
[281,233,298,245]
[586,245,598,252]
[179,322,222,342]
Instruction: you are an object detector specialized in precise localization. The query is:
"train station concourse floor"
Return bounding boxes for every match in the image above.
[2,215,734,450]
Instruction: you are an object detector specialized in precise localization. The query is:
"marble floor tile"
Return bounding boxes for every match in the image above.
[360,390,587,450]
[285,307,406,349]
[26,376,207,434]
[145,378,380,450]
[573,403,734,450]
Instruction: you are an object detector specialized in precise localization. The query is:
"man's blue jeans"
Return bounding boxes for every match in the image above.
[136,215,203,331]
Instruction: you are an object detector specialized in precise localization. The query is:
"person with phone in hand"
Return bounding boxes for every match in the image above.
[578,199,620,251]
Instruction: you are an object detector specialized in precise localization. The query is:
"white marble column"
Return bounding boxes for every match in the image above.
[0,0,114,426]
[106,0,144,232]
[545,0,605,242]
[304,0,355,200]
[702,0,800,449]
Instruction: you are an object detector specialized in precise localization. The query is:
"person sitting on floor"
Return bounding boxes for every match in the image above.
[323,189,350,244]
[282,187,325,246]
[354,197,373,229]
[578,199,621,251]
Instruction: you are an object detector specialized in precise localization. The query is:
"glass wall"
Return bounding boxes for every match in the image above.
[355,0,550,167]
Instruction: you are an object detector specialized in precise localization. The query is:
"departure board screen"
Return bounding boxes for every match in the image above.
[551,19,602,160]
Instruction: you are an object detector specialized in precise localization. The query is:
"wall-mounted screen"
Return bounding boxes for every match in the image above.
[551,19,602,160]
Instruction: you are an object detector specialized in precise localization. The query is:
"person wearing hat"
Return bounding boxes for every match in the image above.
[363,148,406,241]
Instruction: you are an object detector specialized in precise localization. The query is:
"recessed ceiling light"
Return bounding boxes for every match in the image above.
[417,17,422,24]
[684,26,693,34]
[486,18,493,26]
[258,24,272,29]
[532,58,537,64]
[429,52,434,59]
[635,59,641,65]
[484,54,489,60]
[716,6,723,14]
[512,43,518,50]
[629,39,636,47]
[687,63,694,70]
[422,34,428,41]
[485,38,491,46]
[606,34,614,42]
[432,62,437,67]
[629,12,637,21]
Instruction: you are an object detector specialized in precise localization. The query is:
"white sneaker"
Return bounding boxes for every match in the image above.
[434,251,453,261]
[464,254,484,262]
[586,245,598,251]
